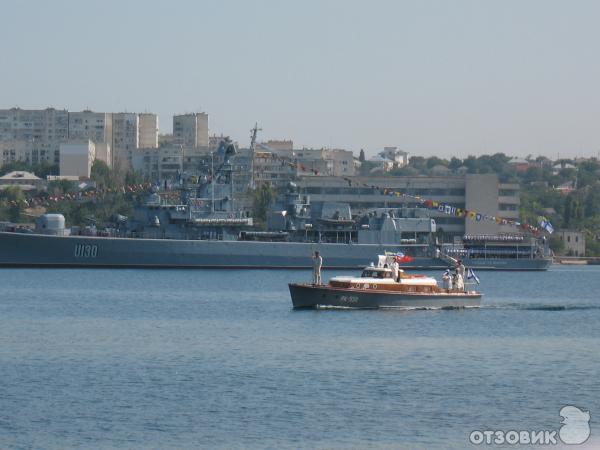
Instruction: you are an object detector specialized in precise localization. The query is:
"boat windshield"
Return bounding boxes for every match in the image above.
[361,269,392,279]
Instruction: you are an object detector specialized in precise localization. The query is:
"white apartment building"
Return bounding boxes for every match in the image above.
[173,113,209,148]
[131,146,183,181]
[111,113,139,167]
[138,113,159,149]
[370,147,410,173]
[295,148,355,177]
[1,108,159,170]
[59,140,96,178]
[0,107,68,165]
[253,149,296,187]
[68,111,113,145]
[251,147,355,187]
[381,147,409,167]
[0,140,58,167]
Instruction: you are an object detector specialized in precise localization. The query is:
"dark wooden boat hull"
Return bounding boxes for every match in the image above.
[289,283,482,309]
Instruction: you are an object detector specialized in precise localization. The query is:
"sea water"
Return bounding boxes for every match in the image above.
[0,265,599,449]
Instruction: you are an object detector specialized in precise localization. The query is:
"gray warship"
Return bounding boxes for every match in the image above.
[0,140,551,270]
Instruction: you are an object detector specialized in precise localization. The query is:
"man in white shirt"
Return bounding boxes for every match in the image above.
[312,251,323,285]
[391,260,400,282]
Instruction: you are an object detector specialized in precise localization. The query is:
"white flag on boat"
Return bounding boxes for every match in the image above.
[467,268,480,284]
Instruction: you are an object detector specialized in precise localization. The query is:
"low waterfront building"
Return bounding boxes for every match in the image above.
[0,171,45,191]
[556,230,586,256]
[296,174,520,238]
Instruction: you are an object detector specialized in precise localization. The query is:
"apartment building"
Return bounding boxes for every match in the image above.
[0,139,65,166]
[173,113,209,148]
[131,146,183,182]
[0,108,159,170]
[252,147,355,187]
[111,113,139,167]
[68,111,113,145]
[138,113,159,149]
[0,107,68,165]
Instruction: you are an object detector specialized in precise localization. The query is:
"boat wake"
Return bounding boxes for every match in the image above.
[482,303,600,312]
[310,303,600,312]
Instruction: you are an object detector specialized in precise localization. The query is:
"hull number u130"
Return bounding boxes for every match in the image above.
[74,244,98,258]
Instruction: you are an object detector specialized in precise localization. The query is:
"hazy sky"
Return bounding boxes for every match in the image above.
[2,0,599,158]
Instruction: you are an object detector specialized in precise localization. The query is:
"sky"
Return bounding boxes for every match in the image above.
[2,0,599,158]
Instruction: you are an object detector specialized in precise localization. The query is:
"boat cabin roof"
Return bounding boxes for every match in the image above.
[361,268,394,279]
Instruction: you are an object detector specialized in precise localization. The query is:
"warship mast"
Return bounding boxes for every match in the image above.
[249,123,261,189]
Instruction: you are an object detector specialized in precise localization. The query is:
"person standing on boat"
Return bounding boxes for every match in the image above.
[455,259,466,292]
[456,259,466,279]
[391,260,400,282]
[312,251,323,285]
[442,270,452,291]
[455,270,465,291]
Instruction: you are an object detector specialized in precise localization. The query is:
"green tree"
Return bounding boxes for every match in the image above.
[47,179,76,195]
[463,155,478,173]
[523,166,544,184]
[251,184,275,228]
[426,156,447,169]
[358,160,377,176]
[448,157,463,171]
[91,159,112,188]
[563,196,574,227]
[1,186,26,222]
[409,156,426,171]
[125,170,144,186]
[358,149,365,163]
[584,186,600,218]
[549,235,565,255]
[389,165,419,176]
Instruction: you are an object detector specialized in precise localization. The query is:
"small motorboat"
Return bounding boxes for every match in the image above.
[289,254,482,309]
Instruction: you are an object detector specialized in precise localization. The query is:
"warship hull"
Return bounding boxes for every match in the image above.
[289,283,482,309]
[0,231,551,270]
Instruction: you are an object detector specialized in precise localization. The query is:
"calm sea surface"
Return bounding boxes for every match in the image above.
[0,265,599,449]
